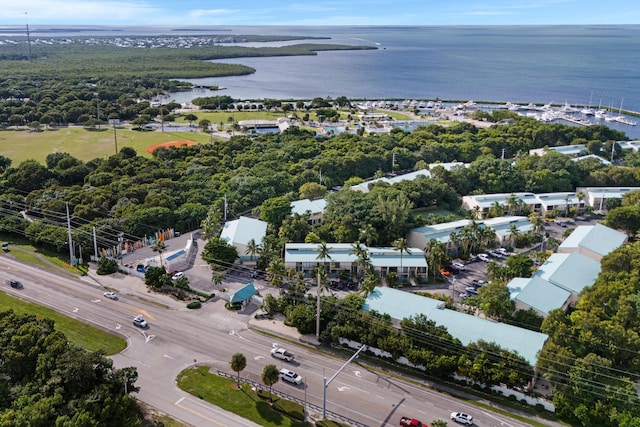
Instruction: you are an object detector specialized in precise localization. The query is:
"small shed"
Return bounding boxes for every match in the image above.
[230,282,257,305]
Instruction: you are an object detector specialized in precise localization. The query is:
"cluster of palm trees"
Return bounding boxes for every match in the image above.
[448,221,498,258]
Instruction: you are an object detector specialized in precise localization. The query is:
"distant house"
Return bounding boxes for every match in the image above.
[577,186,640,212]
[529,144,586,157]
[284,243,428,282]
[290,198,327,225]
[351,163,466,194]
[220,216,268,264]
[362,287,548,366]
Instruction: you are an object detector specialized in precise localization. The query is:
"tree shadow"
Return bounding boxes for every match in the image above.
[255,400,284,424]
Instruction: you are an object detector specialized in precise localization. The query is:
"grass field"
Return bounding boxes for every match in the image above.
[0,108,419,165]
[177,366,310,427]
[0,126,211,164]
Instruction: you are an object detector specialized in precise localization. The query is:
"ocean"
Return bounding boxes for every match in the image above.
[171,25,640,138]
[3,25,640,137]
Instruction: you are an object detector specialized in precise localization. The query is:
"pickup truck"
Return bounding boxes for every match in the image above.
[400,416,426,427]
[270,347,295,362]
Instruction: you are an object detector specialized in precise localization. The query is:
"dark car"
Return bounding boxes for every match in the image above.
[8,279,22,289]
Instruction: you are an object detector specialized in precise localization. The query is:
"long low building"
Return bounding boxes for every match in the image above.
[408,216,532,252]
[284,243,428,281]
[362,286,548,366]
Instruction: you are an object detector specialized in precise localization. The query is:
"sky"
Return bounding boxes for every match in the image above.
[0,0,638,26]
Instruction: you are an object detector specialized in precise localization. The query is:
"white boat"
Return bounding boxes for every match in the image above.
[595,109,608,120]
[614,116,637,126]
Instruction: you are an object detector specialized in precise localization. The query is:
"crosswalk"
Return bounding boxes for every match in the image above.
[209,313,248,330]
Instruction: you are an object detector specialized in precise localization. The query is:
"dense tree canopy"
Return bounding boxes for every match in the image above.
[0,310,142,425]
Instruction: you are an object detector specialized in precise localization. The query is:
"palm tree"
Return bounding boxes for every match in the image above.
[261,364,280,402]
[470,205,482,219]
[449,231,460,257]
[266,258,285,288]
[359,270,378,298]
[350,241,370,279]
[528,212,545,246]
[230,353,247,388]
[508,224,520,247]
[576,191,585,215]
[424,239,447,279]
[151,241,167,268]
[487,201,504,218]
[245,238,261,262]
[359,224,378,246]
[392,237,411,281]
[506,193,520,216]
[316,241,332,275]
[315,242,332,339]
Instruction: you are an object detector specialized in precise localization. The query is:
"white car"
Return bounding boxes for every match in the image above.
[171,271,185,280]
[133,315,149,329]
[451,262,466,271]
[477,253,490,262]
[279,368,303,385]
[103,291,118,300]
[451,412,473,425]
[271,347,295,362]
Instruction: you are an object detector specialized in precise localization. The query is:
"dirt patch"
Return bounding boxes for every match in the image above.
[145,140,198,153]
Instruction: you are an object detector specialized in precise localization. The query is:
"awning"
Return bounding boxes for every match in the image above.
[230,282,256,304]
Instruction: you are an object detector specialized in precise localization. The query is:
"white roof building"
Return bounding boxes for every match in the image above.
[284,243,428,281]
[529,144,586,157]
[220,216,268,263]
[290,198,327,225]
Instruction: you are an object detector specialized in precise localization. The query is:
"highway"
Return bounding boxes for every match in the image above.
[0,255,555,427]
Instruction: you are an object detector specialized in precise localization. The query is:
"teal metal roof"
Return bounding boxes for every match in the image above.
[559,223,627,258]
[230,282,256,304]
[534,253,600,294]
[362,287,547,365]
[509,277,572,316]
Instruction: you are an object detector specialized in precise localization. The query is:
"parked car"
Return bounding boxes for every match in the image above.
[271,347,295,362]
[477,253,490,262]
[465,286,479,295]
[171,271,185,280]
[496,247,510,256]
[451,262,466,271]
[279,368,303,385]
[133,315,149,328]
[459,292,470,299]
[488,250,504,259]
[470,279,486,288]
[438,268,450,276]
[8,279,22,289]
[103,291,118,300]
[451,412,473,425]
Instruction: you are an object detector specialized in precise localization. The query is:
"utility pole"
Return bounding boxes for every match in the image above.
[316,268,321,340]
[113,121,118,154]
[93,226,98,260]
[95,92,100,129]
[66,202,75,266]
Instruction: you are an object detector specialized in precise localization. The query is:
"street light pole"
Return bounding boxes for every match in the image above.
[322,344,367,419]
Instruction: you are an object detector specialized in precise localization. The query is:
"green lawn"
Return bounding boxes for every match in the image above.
[0,292,126,355]
[0,126,211,164]
[177,366,310,427]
